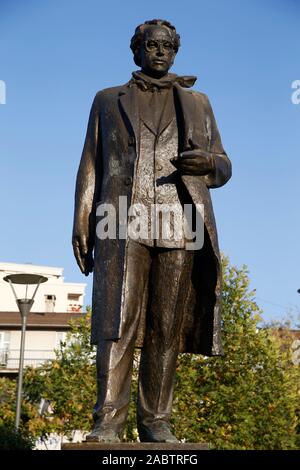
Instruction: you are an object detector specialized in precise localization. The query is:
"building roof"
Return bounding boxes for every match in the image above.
[0,262,64,278]
[0,311,84,331]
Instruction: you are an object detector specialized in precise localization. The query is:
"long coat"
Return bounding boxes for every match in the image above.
[73,80,232,356]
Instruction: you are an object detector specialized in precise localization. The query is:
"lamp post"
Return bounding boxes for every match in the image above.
[4,273,47,430]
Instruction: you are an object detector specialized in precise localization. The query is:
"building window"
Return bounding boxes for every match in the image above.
[67,293,82,312]
[45,295,56,313]
[55,332,67,348]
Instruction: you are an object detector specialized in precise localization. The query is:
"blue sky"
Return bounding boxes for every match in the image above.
[0,0,299,325]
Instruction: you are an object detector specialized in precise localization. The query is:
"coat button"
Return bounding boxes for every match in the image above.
[156,164,163,171]
[124,177,132,186]
[157,196,163,204]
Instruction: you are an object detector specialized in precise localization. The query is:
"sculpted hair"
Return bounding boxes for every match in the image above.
[130,19,181,66]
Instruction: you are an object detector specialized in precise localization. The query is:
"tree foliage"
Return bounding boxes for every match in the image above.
[0,259,299,449]
[24,309,96,437]
[0,425,34,450]
[173,257,299,449]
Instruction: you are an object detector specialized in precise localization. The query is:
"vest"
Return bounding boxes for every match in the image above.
[130,88,192,248]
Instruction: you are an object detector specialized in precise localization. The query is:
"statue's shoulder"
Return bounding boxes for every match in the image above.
[93,84,128,104]
[184,89,214,115]
[188,89,209,103]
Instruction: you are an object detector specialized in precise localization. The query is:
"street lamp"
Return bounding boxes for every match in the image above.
[4,273,48,430]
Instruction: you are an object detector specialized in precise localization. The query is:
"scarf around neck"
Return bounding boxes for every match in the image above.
[130,70,197,92]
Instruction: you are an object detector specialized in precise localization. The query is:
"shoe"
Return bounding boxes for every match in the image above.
[85,423,121,443]
[138,421,179,443]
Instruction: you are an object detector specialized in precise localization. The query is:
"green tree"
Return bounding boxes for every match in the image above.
[173,257,299,449]
[0,376,43,436]
[23,308,97,437]
[0,425,35,450]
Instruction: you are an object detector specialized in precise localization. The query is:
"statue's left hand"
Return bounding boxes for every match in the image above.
[171,149,214,176]
[72,233,94,276]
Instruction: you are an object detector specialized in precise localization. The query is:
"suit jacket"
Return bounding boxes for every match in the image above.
[73,80,232,355]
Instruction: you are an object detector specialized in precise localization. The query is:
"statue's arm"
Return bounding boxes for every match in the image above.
[172,92,232,187]
[72,93,101,275]
[202,94,232,189]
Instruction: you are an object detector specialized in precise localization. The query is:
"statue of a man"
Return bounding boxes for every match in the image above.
[72,19,231,443]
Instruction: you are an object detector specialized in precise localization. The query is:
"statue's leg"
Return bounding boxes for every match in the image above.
[137,247,194,442]
[87,241,151,442]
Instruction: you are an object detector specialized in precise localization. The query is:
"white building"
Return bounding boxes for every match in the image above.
[0,262,86,374]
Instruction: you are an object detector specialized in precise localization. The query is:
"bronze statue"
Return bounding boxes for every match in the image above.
[72,19,231,443]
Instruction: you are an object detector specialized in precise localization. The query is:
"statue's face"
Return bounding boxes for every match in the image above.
[139,25,176,78]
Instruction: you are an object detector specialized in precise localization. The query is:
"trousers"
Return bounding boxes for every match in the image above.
[93,239,194,434]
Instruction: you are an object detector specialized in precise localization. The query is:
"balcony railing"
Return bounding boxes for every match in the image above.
[0,349,55,369]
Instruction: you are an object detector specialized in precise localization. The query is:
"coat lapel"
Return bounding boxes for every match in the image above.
[118,84,140,150]
[174,83,208,151]
[174,84,196,150]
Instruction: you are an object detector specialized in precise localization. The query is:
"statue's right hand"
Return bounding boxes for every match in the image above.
[72,234,93,276]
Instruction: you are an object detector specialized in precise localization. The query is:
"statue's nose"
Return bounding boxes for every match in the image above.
[157,44,164,56]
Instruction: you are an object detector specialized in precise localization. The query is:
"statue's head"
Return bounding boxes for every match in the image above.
[130,19,181,78]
